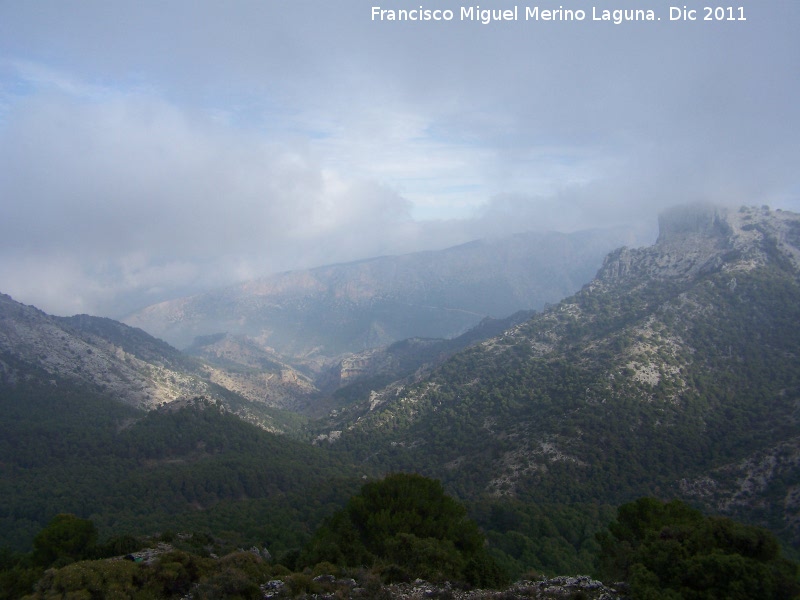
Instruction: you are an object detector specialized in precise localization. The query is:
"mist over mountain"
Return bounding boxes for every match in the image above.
[2,1,799,592]
[124,227,639,359]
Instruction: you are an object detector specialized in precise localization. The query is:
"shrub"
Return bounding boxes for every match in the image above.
[32,514,97,567]
[303,473,507,587]
[596,497,800,600]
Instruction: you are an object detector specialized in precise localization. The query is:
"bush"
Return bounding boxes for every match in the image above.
[32,514,97,567]
[596,498,800,600]
[29,559,149,599]
[311,560,341,577]
[283,572,317,596]
[302,474,507,587]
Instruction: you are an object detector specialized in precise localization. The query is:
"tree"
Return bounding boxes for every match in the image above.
[32,513,97,567]
[596,498,800,600]
[302,473,506,587]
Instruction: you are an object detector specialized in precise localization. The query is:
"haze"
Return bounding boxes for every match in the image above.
[1,1,797,317]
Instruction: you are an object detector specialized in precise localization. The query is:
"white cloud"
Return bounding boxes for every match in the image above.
[0,77,428,314]
[0,1,798,316]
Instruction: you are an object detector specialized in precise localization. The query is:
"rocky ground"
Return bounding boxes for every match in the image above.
[260,575,626,599]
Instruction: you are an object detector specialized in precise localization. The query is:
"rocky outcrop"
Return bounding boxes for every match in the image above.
[656,203,732,244]
[597,204,800,285]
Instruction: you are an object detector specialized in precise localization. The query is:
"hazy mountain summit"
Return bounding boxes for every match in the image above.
[596,203,800,284]
[123,227,641,360]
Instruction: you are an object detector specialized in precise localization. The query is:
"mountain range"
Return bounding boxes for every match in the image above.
[2,204,800,578]
[123,227,640,361]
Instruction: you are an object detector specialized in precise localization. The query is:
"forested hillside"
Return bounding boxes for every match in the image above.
[0,374,363,555]
[324,205,800,553]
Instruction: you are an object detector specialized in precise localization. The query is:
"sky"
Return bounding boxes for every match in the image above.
[0,0,798,317]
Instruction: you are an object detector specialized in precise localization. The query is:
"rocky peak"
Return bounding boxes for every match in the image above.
[596,204,800,286]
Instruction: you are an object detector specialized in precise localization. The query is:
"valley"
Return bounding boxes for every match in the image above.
[2,206,800,598]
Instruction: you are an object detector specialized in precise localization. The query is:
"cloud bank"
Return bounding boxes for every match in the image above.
[0,1,797,316]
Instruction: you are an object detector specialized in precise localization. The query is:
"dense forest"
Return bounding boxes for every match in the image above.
[0,375,362,555]
[2,477,797,599]
[0,373,621,581]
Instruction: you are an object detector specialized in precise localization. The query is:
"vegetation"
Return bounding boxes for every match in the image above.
[471,500,616,578]
[597,497,800,600]
[327,262,800,554]
[3,494,798,598]
[10,547,277,600]
[0,377,362,555]
[301,473,507,587]
[3,208,800,596]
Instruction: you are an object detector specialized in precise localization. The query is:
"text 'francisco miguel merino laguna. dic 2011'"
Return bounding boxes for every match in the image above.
[371,5,747,24]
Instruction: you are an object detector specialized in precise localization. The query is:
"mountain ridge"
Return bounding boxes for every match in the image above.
[0,293,308,433]
[123,227,642,358]
[3,202,800,581]
[0,293,192,409]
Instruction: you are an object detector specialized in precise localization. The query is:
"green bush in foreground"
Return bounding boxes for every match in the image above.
[23,549,273,600]
[596,497,800,600]
[32,514,97,567]
[301,473,507,587]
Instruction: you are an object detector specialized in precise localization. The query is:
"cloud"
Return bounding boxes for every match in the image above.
[0,80,425,314]
[0,1,798,316]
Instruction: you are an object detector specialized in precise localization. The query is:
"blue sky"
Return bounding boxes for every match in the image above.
[0,1,798,316]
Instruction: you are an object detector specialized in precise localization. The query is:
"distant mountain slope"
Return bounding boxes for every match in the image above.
[185,333,319,412]
[124,228,639,358]
[185,311,536,416]
[0,294,305,432]
[326,205,800,547]
[313,310,536,421]
[0,294,204,409]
